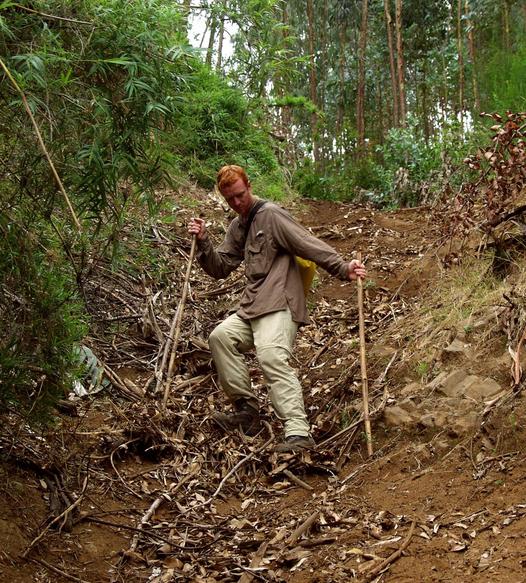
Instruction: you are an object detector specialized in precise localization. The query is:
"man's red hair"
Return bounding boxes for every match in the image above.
[216,165,250,192]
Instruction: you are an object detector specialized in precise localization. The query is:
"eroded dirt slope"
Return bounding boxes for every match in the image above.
[1,198,525,583]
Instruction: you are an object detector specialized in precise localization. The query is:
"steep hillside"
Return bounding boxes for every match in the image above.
[1,197,525,583]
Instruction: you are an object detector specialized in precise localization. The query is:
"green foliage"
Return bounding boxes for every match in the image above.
[415,361,430,380]
[379,117,447,181]
[0,0,283,219]
[0,0,285,424]
[292,160,338,200]
[0,213,87,424]
[373,116,488,207]
[170,67,282,194]
[292,155,384,201]
[270,95,319,114]
[478,45,526,112]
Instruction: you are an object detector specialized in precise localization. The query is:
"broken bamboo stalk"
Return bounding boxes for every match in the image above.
[362,519,416,580]
[357,251,373,457]
[239,540,269,583]
[288,511,320,546]
[0,58,81,232]
[161,235,197,410]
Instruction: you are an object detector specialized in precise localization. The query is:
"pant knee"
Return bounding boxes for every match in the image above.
[257,346,291,374]
[209,325,229,351]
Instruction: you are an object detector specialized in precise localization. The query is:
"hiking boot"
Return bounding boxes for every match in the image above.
[212,402,261,436]
[274,435,316,453]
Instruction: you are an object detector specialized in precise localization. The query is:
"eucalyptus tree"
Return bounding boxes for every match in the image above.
[192,0,526,198]
[466,0,526,112]
[356,0,369,154]
[384,0,399,126]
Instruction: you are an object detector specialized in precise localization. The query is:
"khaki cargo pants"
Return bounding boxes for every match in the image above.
[208,308,310,438]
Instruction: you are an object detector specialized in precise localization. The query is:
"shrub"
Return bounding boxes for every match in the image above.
[0,214,87,423]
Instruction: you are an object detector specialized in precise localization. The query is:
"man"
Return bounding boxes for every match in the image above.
[188,165,366,452]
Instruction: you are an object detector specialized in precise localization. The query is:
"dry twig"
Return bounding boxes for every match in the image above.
[361,519,416,580]
[23,475,89,557]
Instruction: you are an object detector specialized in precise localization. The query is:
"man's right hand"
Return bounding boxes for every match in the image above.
[188,218,207,240]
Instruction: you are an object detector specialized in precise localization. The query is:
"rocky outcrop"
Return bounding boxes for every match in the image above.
[382,368,507,435]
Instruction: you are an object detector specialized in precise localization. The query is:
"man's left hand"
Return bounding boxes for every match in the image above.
[348,259,366,281]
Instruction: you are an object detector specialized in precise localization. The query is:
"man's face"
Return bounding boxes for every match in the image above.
[220,178,255,218]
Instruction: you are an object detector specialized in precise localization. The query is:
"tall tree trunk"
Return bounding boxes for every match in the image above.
[183,0,191,29]
[457,0,465,128]
[442,52,449,126]
[384,0,399,127]
[395,0,406,126]
[356,0,368,156]
[306,0,320,167]
[274,3,294,167]
[503,0,511,50]
[422,61,430,143]
[336,21,347,149]
[205,16,217,68]
[377,78,385,145]
[216,17,225,73]
[465,0,480,112]
[319,0,329,170]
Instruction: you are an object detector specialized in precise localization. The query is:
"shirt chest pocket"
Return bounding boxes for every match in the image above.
[245,231,271,279]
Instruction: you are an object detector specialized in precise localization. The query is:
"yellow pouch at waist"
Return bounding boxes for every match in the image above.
[295,256,316,297]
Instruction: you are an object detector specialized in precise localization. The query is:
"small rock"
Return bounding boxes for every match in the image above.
[400,381,422,397]
[370,345,397,358]
[442,397,472,413]
[426,371,449,391]
[441,338,472,361]
[436,370,471,397]
[398,398,419,416]
[449,411,479,435]
[464,377,502,401]
[383,406,415,427]
[444,338,469,353]
[418,411,449,429]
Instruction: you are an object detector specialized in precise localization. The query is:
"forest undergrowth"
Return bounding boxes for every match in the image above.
[2,187,526,582]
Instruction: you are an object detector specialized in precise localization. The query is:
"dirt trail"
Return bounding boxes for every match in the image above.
[1,199,525,583]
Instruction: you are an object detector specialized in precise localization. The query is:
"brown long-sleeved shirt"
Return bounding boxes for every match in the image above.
[196,201,350,324]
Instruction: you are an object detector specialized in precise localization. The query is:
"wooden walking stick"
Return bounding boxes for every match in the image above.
[160,235,197,411]
[356,252,373,456]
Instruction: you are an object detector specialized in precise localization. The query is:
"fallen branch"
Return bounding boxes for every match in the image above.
[129,496,167,552]
[361,519,416,581]
[510,323,526,386]
[239,541,269,583]
[23,475,88,557]
[288,511,320,546]
[318,386,389,449]
[283,469,313,491]
[127,466,203,552]
[110,441,143,500]
[102,363,144,401]
[211,427,274,500]
[31,558,89,583]
[158,235,197,408]
[128,464,200,552]
[356,251,373,457]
